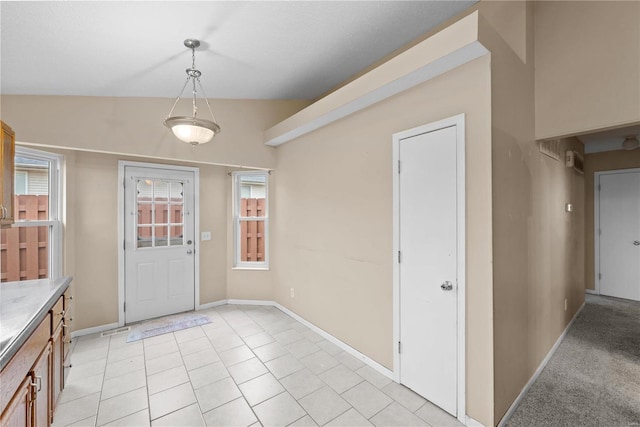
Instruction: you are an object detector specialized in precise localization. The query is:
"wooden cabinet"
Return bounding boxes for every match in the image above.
[0,317,49,427]
[50,325,63,423]
[1,289,72,427]
[31,344,50,427]
[1,377,32,427]
[50,291,71,423]
[62,292,73,385]
[1,120,15,227]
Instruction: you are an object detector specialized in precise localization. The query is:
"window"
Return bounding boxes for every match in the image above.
[1,147,62,282]
[233,171,268,269]
[135,179,185,248]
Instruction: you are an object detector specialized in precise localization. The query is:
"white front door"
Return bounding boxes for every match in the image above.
[124,165,196,323]
[398,124,459,416]
[598,169,640,301]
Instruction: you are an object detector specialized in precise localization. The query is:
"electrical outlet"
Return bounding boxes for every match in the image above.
[564,299,568,311]
[290,288,295,298]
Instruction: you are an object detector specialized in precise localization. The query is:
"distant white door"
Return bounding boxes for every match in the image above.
[398,124,459,416]
[598,169,640,301]
[124,166,196,323]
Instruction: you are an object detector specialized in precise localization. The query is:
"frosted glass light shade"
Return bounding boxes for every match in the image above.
[164,116,221,146]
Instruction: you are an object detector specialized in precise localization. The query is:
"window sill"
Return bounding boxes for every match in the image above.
[232,266,270,271]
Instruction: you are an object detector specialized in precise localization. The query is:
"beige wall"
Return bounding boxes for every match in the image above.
[42,149,229,331]
[3,96,308,170]
[479,2,586,423]
[534,1,640,140]
[584,149,640,291]
[272,55,494,426]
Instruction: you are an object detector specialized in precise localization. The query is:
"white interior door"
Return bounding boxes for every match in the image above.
[598,170,640,301]
[124,166,196,323]
[398,125,458,416]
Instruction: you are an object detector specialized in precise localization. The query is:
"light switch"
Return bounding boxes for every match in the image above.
[201,231,212,241]
[565,203,573,213]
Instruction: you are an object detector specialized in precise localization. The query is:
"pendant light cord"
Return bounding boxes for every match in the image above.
[164,45,217,123]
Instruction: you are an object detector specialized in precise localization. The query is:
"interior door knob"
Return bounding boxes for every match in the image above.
[634,240,640,246]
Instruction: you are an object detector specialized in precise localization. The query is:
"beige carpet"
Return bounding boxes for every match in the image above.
[506,294,640,426]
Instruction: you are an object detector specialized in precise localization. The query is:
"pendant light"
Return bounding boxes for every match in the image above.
[164,39,221,146]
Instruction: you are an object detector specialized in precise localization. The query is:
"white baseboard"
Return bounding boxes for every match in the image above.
[197,300,228,310]
[71,322,120,338]
[226,299,394,380]
[227,299,275,306]
[585,289,597,295]
[497,302,586,427]
[273,302,395,380]
[466,416,485,427]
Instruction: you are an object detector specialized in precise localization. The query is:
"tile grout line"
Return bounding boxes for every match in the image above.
[61,305,455,427]
[216,306,283,426]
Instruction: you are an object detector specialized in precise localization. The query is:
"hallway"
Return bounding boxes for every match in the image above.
[507,295,640,426]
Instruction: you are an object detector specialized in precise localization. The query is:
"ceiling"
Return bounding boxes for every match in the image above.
[578,124,640,153]
[0,1,476,100]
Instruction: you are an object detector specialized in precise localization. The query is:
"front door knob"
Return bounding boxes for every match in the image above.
[441,281,453,291]
[186,249,193,254]
[634,240,640,246]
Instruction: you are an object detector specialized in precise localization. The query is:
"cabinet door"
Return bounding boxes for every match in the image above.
[0,377,32,427]
[30,344,51,427]
[50,325,63,423]
[1,120,15,226]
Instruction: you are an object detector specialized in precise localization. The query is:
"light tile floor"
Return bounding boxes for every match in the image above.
[53,304,463,427]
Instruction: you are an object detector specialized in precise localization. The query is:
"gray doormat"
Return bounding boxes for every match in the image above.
[126,313,211,342]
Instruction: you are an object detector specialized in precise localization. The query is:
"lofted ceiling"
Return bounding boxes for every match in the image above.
[0,1,476,101]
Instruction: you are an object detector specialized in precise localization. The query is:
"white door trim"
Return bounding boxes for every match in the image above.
[392,114,466,424]
[117,160,200,327]
[594,167,640,296]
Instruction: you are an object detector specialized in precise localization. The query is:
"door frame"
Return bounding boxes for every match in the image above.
[392,114,466,423]
[594,167,640,296]
[117,160,200,327]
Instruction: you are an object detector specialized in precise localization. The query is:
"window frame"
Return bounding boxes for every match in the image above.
[12,146,63,280]
[233,171,269,270]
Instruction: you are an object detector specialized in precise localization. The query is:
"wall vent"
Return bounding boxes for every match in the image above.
[100,326,131,337]
[539,139,561,161]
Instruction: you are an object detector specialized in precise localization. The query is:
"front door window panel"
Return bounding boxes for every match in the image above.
[136,179,185,249]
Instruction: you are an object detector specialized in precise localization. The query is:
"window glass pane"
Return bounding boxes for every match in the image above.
[154,181,169,202]
[155,203,169,225]
[240,185,251,198]
[14,156,50,220]
[137,226,152,248]
[240,197,266,218]
[1,225,49,282]
[170,226,184,246]
[155,225,169,247]
[239,219,265,262]
[137,179,153,202]
[170,182,184,204]
[15,171,27,195]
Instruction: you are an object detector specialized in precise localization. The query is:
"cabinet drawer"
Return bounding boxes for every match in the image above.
[0,314,50,411]
[50,296,64,333]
